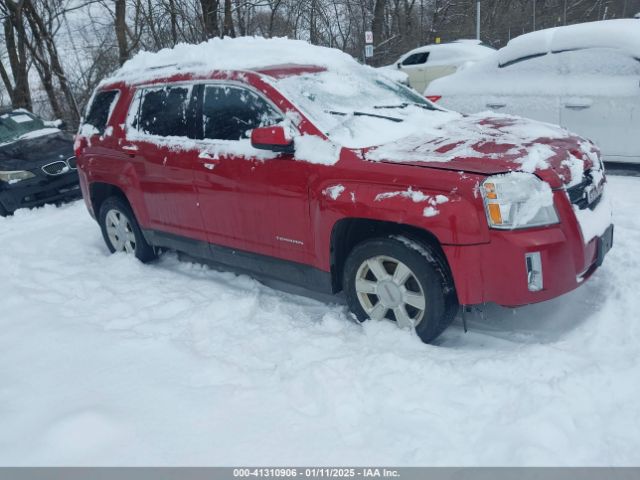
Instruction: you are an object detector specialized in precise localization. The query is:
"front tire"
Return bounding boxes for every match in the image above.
[98,196,157,263]
[343,236,457,344]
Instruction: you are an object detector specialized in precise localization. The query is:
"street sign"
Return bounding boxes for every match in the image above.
[365,31,373,44]
[365,44,374,58]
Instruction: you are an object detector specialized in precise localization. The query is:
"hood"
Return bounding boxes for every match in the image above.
[0,130,74,170]
[362,114,600,188]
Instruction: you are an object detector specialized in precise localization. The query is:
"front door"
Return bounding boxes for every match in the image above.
[192,83,313,264]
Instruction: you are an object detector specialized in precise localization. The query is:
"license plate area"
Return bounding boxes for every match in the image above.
[596,224,614,267]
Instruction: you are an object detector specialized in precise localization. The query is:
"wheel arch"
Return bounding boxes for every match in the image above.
[329,217,455,296]
[89,182,131,218]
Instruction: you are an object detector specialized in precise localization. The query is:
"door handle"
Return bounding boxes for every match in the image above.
[121,144,138,152]
[486,102,506,109]
[564,103,591,110]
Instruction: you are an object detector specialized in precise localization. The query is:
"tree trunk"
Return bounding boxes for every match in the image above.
[223,0,235,37]
[2,9,32,111]
[23,0,79,124]
[200,0,220,38]
[115,0,129,65]
[372,0,385,47]
[168,0,178,45]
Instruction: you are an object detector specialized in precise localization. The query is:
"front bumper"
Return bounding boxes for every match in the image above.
[444,190,612,307]
[0,171,81,214]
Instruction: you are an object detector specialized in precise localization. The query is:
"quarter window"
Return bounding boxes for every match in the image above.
[201,85,282,141]
[85,90,119,134]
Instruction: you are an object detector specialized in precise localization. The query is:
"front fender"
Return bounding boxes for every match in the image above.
[311,180,490,269]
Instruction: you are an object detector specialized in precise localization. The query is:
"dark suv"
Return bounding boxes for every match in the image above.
[0,109,78,216]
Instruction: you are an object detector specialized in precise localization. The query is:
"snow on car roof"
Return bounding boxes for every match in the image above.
[498,19,640,66]
[400,41,494,60]
[103,37,361,85]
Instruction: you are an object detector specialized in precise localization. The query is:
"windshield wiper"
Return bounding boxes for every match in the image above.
[373,102,435,111]
[325,110,403,123]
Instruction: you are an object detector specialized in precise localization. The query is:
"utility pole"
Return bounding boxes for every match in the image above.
[476,0,481,40]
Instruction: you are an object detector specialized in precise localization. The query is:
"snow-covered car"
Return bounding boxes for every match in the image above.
[75,37,612,344]
[391,40,495,93]
[426,19,640,164]
[0,109,78,216]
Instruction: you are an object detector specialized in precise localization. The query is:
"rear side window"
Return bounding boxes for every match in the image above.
[402,52,429,66]
[201,85,282,141]
[85,90,119,134]
[560,48,640,76]
[135,85,194,137]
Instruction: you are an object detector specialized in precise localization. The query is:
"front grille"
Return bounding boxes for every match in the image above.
[566,169,603,211]
[66,156,77,169]
[42,160,70,176]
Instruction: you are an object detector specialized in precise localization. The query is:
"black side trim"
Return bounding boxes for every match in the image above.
[142,229,334,295]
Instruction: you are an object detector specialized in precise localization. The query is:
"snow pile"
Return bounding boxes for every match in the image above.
[498,19,640,66]
[427,20,640,100]
[374,187,449,218]
[106,37,362,85]
[0,175,639,465]
[574,193,613,243]
[374,187,431,203]
[323,184,345,200]
[365,112,582,174]
[294,135,341,165]
[393,42,494,67]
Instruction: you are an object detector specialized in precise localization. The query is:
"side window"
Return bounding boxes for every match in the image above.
[559,48,640,76]
[137,85,193,137]
[85,90,119,134]
[202,85,282,141]
[499,53,560,74]
[402,52,429,66]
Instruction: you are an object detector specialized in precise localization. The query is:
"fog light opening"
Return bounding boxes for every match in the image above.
[525,252,543,292]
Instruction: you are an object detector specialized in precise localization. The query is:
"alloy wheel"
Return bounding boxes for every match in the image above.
[354,255,426,329]
[105,209,136,254]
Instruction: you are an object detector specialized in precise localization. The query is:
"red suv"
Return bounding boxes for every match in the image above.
[75,39,613,343]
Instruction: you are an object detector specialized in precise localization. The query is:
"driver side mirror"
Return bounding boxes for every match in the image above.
[251,125,294,154]
[397,62,402,69]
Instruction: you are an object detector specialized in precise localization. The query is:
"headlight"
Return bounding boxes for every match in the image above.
[0,170,35,184]
[481,172,559,229]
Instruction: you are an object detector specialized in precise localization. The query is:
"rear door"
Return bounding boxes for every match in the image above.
[192,83,314,264]
[559,48,640,163]
[124,84,206,240]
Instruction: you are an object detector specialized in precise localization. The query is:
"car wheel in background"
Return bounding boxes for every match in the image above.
[98,196,157,263]
[343,236,458,344]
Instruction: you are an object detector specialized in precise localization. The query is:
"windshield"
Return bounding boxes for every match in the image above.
[0,111,47,145]
[275,67,457,148]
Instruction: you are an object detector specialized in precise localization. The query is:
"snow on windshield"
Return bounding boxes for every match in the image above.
[0,111,57,146]
[274,68,459,148]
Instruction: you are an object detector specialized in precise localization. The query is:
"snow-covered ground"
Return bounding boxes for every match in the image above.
[1,174,639,466]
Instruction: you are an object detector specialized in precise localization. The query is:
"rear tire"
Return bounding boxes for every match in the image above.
[343,235,457,344]
[98,196,157,263]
